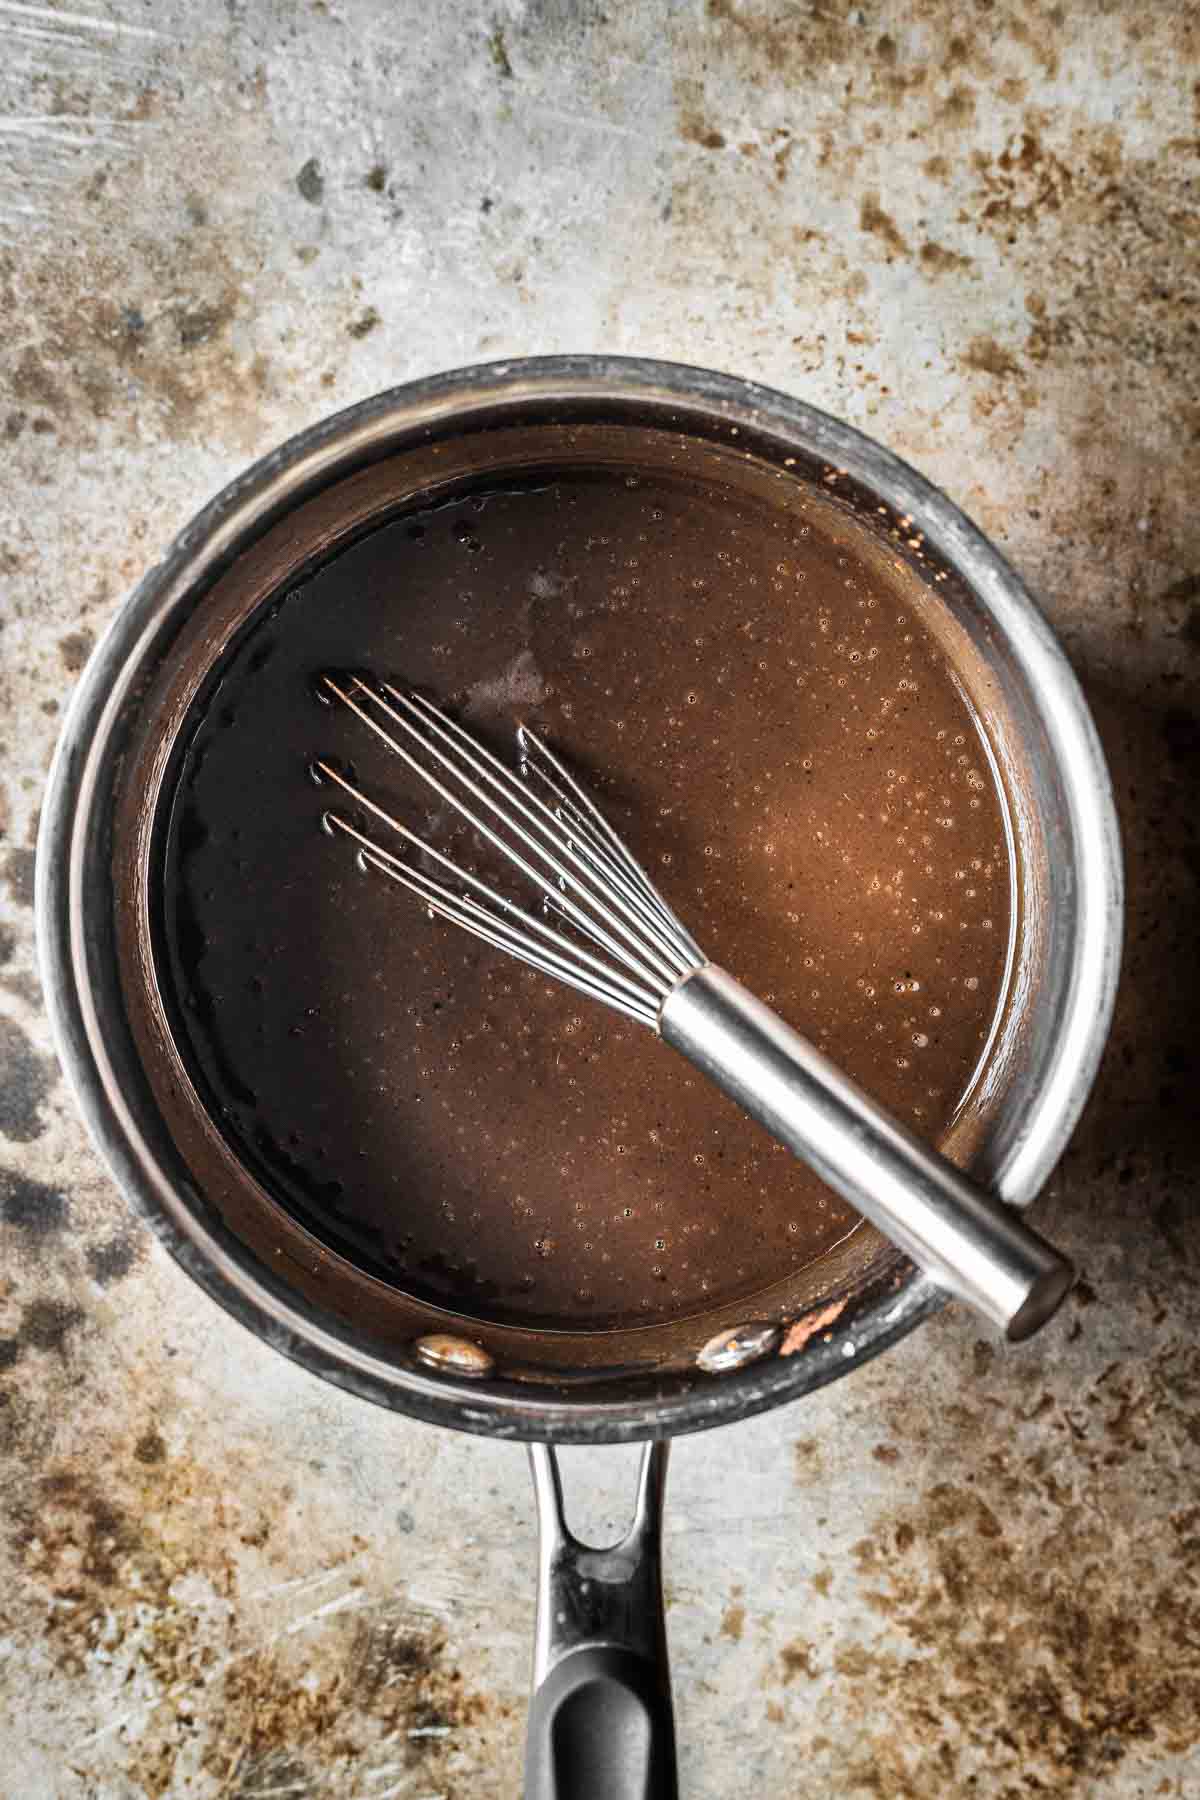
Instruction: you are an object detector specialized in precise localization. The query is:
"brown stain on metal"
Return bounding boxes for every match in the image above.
[937,83,977,129]
[58,629,95,674]
[720,1589,746,1641]
[816,1327,1200,1792]
[958,116,1198,447]
[134,1427,167,1465]
[919,240,972,275]
[779,1639,818,1684]
[792,1436,824,1482]
[0,65,283,459]
[0,1395,502,1797]
[1,232,272,455]
[859,192,909,260]
[207,1606,496,1798]
[974,127,1075,229]
[662,7,1198,385]
[659,0,1200,431]
[703,0,811,72]
[962,336,1022,380]
[679,109,727,151]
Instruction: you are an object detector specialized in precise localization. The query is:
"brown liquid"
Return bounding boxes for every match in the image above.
[160,467,1011,1330]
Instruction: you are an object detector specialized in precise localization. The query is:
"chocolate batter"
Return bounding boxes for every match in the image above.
[159,467,1011,1331]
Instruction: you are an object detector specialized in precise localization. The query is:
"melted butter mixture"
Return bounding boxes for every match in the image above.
[161,468,1011,1329]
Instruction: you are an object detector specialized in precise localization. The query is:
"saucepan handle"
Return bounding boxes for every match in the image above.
[524,1441,677,1800]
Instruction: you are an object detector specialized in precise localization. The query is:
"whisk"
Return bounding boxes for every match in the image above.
[315,673,1074,1341]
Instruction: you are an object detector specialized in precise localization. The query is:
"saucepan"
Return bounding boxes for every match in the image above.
[37,357,1122,1795]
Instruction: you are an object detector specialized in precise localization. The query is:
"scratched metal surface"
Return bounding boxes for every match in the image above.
[1,2,1198,1795]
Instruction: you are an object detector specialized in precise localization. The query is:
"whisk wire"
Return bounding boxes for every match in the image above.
[322,800,663,1024]
[317,675,704,1017]
[361,849,661,1025]
[383,683,693,987]
[517,728,705,966]
[321,676,676,999]
[541,805,695,981]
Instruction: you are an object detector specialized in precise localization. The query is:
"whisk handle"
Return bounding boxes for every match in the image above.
[659,965,1074,1340]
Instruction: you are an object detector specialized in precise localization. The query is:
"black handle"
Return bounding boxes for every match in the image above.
[525,1646,677,1800]
[524,1443,677,1800]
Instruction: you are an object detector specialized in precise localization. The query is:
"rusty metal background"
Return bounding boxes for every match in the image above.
[1,2,1197,1795]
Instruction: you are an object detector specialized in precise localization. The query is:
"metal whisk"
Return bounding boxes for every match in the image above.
[316,673,1074,1341]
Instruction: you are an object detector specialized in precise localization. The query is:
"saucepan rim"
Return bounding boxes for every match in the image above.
[35,355,1122,1441]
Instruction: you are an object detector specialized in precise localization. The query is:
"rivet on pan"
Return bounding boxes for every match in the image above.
[696,1322,781,1375]
[414,1334,496,1379]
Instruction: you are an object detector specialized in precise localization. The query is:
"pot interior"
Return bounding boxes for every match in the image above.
[105,402,1052,1415]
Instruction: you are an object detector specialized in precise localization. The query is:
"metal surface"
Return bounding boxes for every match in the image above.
[661,966,1074,1338]
[1,2,1194,1792]
[324,675,1074,1337]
